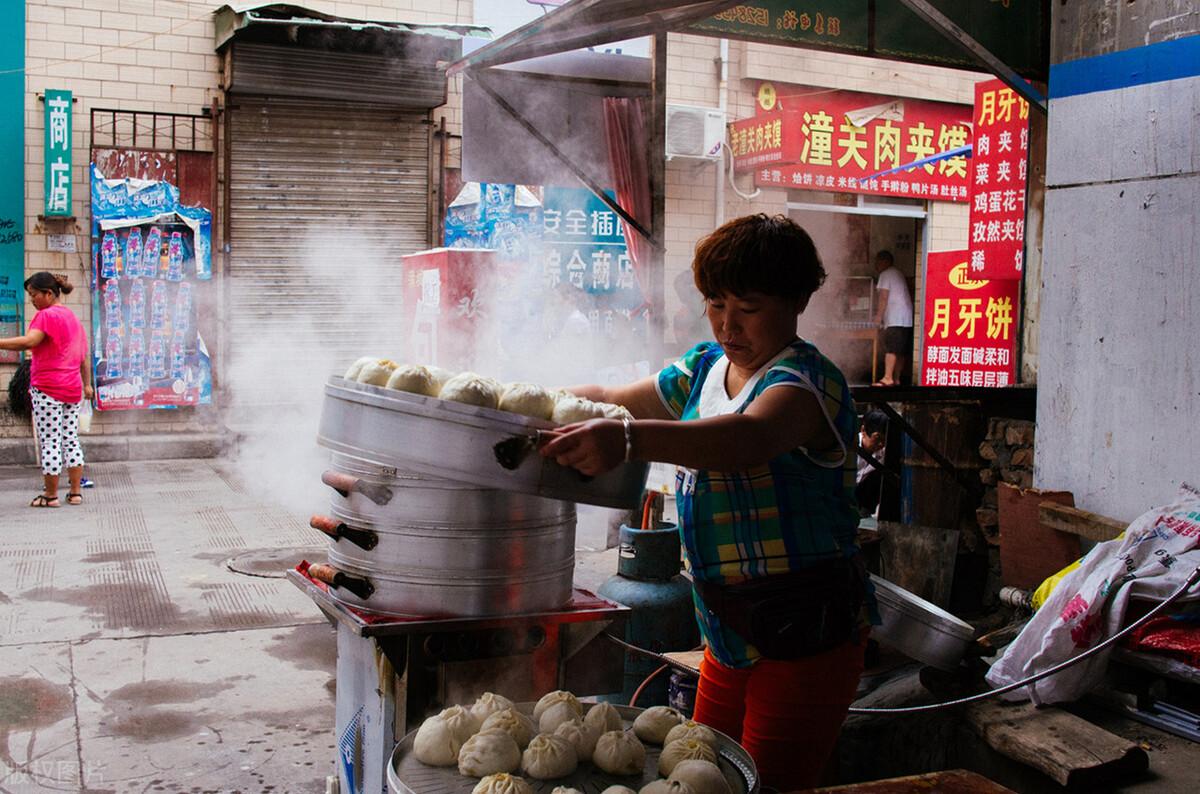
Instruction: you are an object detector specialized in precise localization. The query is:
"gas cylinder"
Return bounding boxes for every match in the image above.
[598,523,699,707]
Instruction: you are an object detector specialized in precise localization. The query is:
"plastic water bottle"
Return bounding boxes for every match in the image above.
[148,332,167,380]
[150,280,168,330]
[169,329,186,379]
[166,232,185,282]
[127,331,146,389]
[100,232,118,279]
[103,280,123,330]
[128,279,146,330]
[141,226,161,279]
[104,332,123,379]
[173,282,192,330]
[124,228,142,279]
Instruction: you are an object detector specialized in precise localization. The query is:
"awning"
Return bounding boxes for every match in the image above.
[447,0,1049,110]
[447,0,742,74]
[214,3,491,51]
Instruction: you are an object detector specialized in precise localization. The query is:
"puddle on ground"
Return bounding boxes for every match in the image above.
[264,624,336,673]
[0,676,73,732]
[107,679,232,706]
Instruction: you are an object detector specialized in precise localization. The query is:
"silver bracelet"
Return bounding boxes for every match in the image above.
[622,416,634,463]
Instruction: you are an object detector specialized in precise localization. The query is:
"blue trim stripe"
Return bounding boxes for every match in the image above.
[1051,34,1200,99]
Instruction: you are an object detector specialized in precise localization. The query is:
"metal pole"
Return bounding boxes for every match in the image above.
[897,0,1047,114]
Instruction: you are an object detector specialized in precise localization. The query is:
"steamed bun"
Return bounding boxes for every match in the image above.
[599,402,634,421]
[386,363,439,396]
[633,706,683,744]
[592,730,646,776]
[458,729,521,777]
[601,788,638,794]
[538,700,580,734]
[356,359,397,386]
[641,781,694,794]
[439,705,483,744]
[344,356,378,381]
[481,708,536,749]
[658,738,717,776]
[669,760,733,794]
[551,396,606,425]
[664,720,717,750]
[584,702,623,734]
[553,718,599,762]
[533,691,582,722]
[552,788,584,794]
[428,365,456,391]
[440,372,503,409]
[470,692,516,724]
[499,383,556,420]
[413,713,463,766]
[521,733,578,779]
[472,773,533,794]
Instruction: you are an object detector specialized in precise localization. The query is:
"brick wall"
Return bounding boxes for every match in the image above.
[6,0,472,438]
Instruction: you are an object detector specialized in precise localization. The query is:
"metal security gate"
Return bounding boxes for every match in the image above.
[226,96,432,414]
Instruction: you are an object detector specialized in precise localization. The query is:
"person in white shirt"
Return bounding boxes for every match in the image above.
[872,251,913,385]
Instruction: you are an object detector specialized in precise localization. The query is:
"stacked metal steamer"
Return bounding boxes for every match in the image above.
[312,376,649,617]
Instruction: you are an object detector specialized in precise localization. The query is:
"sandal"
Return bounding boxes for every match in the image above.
[67,492,82,505]
[31,494,61,508]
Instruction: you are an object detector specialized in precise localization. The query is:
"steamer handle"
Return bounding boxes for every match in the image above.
[308,563,375,600]
[321,471,394,506]
[309,515,379,551]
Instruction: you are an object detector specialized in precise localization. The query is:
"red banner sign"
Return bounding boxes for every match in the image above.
[731,85,971,202]
[968,79,1030,279]
[921,250,1019,388]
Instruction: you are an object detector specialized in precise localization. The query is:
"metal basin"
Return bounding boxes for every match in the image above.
[870,575,977,671]
[318,377,649,509]
[388,703,759,794]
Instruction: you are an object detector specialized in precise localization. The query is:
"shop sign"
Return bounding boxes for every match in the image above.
[731,86,971,202]
[44,89,72,217]
[921,250,1018,388]
[690,1,867,51]
[968,79,1030,279]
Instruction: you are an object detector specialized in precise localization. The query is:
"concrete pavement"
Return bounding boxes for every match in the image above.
[0,459,621,794]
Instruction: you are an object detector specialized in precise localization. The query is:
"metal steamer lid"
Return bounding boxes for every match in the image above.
[319,378,650,509]
[387,703,759,794]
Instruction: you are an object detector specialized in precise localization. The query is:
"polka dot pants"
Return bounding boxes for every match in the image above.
[31,387,85,477]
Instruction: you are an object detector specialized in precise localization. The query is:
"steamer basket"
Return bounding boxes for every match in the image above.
[319,378,649,509]
[320,453,578,618]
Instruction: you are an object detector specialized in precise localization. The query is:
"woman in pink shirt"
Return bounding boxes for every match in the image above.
[0,272,92,507]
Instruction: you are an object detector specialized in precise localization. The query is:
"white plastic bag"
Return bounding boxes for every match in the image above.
[986,483,1200,704]
[78,399,93,434]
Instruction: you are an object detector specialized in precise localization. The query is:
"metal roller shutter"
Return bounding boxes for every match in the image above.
[227,96,431,412]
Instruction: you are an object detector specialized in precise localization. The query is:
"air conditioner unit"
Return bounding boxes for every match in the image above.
[665,104,725,160]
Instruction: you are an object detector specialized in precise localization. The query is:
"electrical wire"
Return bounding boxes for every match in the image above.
[630,664,670,708]
[848,564,1200,715]
[720,142,760,201]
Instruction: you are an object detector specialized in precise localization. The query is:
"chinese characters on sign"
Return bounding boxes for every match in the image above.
[691,2,867,51]
[921,250,1019,388]
[732,86,971,202]
[43,89,72,217]
[542,186,642,339]
[968,79,1030,279]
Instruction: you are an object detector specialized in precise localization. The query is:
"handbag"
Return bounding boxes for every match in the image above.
[694,556,866,660]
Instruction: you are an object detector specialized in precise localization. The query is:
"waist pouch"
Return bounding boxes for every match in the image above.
[694,557,866,660]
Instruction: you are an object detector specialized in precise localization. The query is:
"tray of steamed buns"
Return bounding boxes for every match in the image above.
[388,691,758,794]
[318,359,650,509]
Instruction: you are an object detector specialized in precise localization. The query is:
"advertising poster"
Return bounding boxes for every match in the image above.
[732,84,972,202]
[968,79,1030,279]
[90,165,213,410]
[921,250,1019,388]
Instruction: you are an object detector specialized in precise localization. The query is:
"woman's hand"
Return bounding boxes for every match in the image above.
[538,418,627,476]
[83,384,95,401]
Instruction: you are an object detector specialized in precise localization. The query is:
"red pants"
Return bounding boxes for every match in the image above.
[692,635,866,792]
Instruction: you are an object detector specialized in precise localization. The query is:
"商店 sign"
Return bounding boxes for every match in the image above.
[731,84,972,203]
